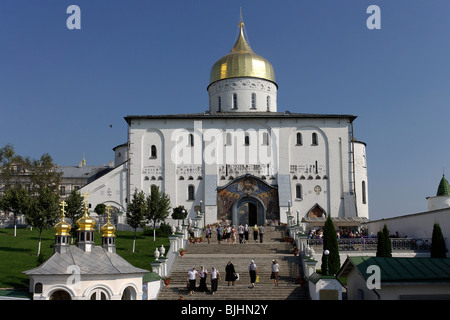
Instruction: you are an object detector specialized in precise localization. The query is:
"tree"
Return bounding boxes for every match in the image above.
[376,224,392,257]
[126,190,146,253]
[0,185,29,236]
[171,205,187,226]
[29,153,61,195]
[321,215,340,275]
[431,223,447,258]
[145,185,171,230]
[24,186,60,255]
[66,189,84,239]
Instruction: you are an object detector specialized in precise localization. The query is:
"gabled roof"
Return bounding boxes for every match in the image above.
[337,256,450,283]
[24,245,149,276]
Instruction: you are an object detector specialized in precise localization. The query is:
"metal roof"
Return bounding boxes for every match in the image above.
[338,256,450,283]
[124,111,357,124]
[24,245,149,276]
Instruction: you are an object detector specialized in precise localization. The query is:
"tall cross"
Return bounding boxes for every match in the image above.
[60,201,67,218]
[106,205,112,220]
[82,191,90,209]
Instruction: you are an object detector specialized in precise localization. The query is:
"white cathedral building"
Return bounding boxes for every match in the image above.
[80,20,369,229]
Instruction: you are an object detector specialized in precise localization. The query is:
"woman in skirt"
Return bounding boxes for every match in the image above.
[187,267,199,295]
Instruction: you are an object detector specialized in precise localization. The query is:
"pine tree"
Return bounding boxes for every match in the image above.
[321,215,340,275]
[376,224,392,257]
[431,223,447,258]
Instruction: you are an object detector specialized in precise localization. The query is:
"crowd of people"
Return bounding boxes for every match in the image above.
[185,259,280,296]
[201,224,266,244]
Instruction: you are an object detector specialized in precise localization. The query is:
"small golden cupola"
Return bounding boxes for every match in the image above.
[76,192,96,252]
[54,201,71,254]
[101,205,116,253]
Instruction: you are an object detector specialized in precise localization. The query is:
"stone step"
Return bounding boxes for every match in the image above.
[157,225,308,300]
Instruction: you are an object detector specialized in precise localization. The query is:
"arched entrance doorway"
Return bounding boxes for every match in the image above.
[232,196,265,226]
[50,289,71,300]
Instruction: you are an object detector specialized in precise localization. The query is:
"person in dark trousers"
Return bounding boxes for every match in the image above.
[210,266,220,295]
[249,260,259,288]
[258,225,265,243]
[187,267,199,295]
[225,261,237,286]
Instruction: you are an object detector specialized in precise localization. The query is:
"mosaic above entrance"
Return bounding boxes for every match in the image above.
[217,174,279,223]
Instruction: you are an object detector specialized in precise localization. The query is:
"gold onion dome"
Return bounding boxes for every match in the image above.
[209,21,276,86]
[76,207,96,231]
[101,216,116,238]
[55,215,71,236]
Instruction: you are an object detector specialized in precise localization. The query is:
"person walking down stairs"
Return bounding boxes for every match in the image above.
[249,260,259,288]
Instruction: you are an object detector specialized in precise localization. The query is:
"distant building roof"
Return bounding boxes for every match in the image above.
[337,256,450,283]
[24,246,149,276]
[57,165,113,183]
[437,175,450,197]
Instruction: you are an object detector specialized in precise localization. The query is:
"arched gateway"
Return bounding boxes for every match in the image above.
[217,174,279,226]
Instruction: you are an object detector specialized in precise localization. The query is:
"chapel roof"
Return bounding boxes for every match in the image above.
[23,245,149,276]
[437,174,450,197]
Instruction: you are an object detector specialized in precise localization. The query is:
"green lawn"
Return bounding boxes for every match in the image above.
[0,227,170,289]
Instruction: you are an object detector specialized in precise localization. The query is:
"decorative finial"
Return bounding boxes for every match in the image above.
[106,205,112,220]
[82,191,90,209]
[239,7,244,28]
[60,201,67,218]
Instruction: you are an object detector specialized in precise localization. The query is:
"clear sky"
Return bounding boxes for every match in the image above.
[1,0,449,221]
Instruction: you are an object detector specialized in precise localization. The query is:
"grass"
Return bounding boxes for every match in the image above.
[0,227,170,289]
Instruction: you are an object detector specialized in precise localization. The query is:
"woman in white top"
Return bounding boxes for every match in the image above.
[271,260,280,286]
[187,267,199,295]
[210,266,220,295]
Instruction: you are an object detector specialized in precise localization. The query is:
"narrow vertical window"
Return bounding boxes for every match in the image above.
[251,93,256,109]
[266,96,271,111]
[296,132,302,145]
[296,184,302,200]
[362,181,367,204]
[233,93,238,109]
[188,185,195,200]
[151,145,157,158]
[189,133,194,147]
[218,96,222,112]
[312,133,318,145]
[262,132,269,145]
[244,133,250,146]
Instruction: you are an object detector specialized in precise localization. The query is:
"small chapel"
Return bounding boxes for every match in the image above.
[23,200,149,300]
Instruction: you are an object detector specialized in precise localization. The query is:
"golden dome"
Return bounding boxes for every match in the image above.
[209,22,276,87]
[76,207,96,231]
[55,216,71,236]
[101,217,116,238]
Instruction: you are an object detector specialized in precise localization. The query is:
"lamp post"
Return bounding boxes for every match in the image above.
[200,200,205,227]
[324,249,330,276]
[182,209,186,226]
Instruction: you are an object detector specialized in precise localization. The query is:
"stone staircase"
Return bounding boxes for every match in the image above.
[158,226,309,300]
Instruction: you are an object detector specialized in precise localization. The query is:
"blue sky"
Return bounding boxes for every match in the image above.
[1,0,449,221]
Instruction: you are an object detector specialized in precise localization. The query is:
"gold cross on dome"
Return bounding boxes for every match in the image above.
[82,192,90,208]
[106,205,112,219]
[60,201,67,217]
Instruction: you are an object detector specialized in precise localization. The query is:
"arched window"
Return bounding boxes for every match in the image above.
[296,132,302,145]
[312,133,318,145]
[244,133,250,146]
[251,93,256,109]
[266,96,271,110]
[233,93,238,109]
[296,184,303,200]
[188,185,195,200]
[189,133,194,147]
[362,181,367,204]
[151,145,157,158]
